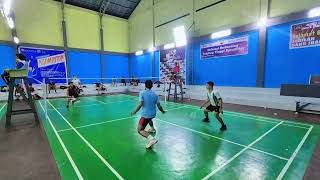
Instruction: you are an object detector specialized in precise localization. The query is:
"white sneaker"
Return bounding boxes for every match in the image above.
[147,128,156,133]
[145,139,158,149]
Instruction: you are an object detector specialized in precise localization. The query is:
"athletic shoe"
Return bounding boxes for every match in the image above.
[220,125,227,131]
[202,118,210,122]
[147,128,156,133]
[146,139,158,149]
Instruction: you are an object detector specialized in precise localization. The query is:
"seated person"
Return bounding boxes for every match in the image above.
[1,53,28,86]
[48,81,57,94]
[16,53,29,70]
[133,79,140,86]
[29,83,42,100]
[0,85,8,92]
[95,83,106,94]
[111,76,117,87]
[121,77,126,86]
[14,83,25,101]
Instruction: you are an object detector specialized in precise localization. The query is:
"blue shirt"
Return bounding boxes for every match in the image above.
[139,89,160,118]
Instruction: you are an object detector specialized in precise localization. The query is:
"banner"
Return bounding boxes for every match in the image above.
[19,47,67,84]
[160,47,186,83]
[290,20,320,49]
[201,36,248,59]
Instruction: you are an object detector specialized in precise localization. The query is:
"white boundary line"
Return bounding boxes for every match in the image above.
[201,121,284,180]
[48,103,102,110]
[276,126,314,180]
[57,116,136,133]
[38,102,84,180]
[115,94,310,128]
[47,97,138,111]
[87,94,311,129]
[47,100,124,180]
[155,118,288,161]
[83,97,136,105]
[58,96,289,161]
[0,103,7,112]
[162,101,313,128]
[176,105,311,130]
[57,105,190,133]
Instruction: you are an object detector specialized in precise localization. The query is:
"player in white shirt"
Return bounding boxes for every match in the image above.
[200,81,227,131]
[71,76,81,88]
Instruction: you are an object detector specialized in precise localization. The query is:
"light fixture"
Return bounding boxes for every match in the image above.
[308,7,320,18]
[164,43,175,50]
[135,50,143,56]
[7,17,14,29]
[3,0,12,16]
[13,36,19,44]
[148,47,156,52]
[173,26,187,47]
[211,29,231,39]
[257,17,267,27]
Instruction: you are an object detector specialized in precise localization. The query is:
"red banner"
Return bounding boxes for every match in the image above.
[290,20,320,49]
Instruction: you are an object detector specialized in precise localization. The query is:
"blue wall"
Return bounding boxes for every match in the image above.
[68,51,101,83]
[264,18,320,88]
[0,44,15,86]
[130,52,153,78]
[104,53,129,80]
[192,31,259,87]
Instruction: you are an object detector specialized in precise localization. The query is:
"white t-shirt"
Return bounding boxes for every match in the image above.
[207,90,221,106]
[72,78,80,87]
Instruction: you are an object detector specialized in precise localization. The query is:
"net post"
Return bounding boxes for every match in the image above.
[164,79,167,103]
[42,78,48,119]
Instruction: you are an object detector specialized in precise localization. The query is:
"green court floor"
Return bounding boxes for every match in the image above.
[0,102,7,121]
[36,94,320,180]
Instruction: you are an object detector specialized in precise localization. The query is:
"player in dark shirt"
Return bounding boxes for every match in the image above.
[66,82,80,108]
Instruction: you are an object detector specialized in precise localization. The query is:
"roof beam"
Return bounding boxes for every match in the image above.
[99,0,110,14]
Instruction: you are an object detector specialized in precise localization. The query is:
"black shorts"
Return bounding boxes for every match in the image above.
[68,91,79,98]
[138,117,154,130]
[206,105,220,113]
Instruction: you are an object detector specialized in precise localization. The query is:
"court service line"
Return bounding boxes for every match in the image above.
[156,118,288,161]
[47,100,124,180]
[0,103,7,112]
[84,97,137,105]
[276,126,314,180]
[47,97,138,111]
[57,105,190,133]
[48,103,102,110]
[57,116,136,133]
[179,105,310,130]
[38,102,84,180]
[162,101,312,128]
[202,121,284,180]
[226,113,309,130]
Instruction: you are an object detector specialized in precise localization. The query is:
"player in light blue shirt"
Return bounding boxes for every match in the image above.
[131,80,166,149]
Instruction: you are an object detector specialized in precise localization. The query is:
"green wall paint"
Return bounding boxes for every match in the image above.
[0,15,11,41]
[154,0,193,46]
[65,5,100,50]
[1,0,129,53]
[270,0,320,17]
[14,0,63,46]
[195,0,260,36]
[129,5,153,52]
[129,0,320,53]
[103,16,129,53]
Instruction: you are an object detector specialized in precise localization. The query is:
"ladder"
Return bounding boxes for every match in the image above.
[5,69,39,128]
[167,78,184,101]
